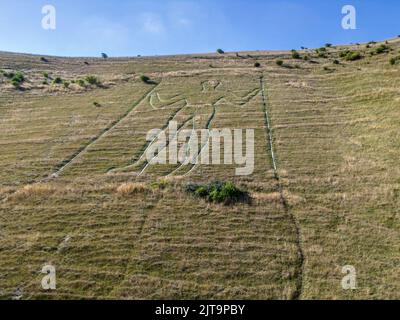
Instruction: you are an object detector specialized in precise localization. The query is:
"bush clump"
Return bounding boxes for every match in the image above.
[254,62,261,68]
[77,79,86,87]
[291,50,301,59]
[1,71,15,79]
[217,49,225,54]
[374,44,390,55]
[276,60,284,66]
[85,75,100,86]
[11,72,25,87]
[186,181,250,205]
[316,47,327,58]
[390,56,400,65]
[140,75,155,84]
[340,50,362,61]
[53,77,63,84]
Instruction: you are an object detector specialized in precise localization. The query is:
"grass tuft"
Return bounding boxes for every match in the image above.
[116,183,151,196]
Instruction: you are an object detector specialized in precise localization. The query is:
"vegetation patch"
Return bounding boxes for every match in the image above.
[11,72,25,88]
[390,56,400,65]
[186,181,251,205]
[14,183,56,199]
[1,70,15,79]
[374,44,390,55]
[316,47,327,58]
[340,50,362,61]
[53,77,63,84]
[151,180,169,190]
[140,75,156,84]
[291,50,301,59]
[85,75,101,86]
[116,183,151,196]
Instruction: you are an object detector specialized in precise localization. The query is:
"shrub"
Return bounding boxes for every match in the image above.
[291,50,301,59]
[1,71,12,78]
[53,77,63,84]
[217,49,225,54]
[77,79,86,87]
[195,186,208,198]
[43,72,49,79]
[85,75,100,85]
[11,72,25,87]
[93,102,101,107]
[375,44,390,55]
[276,60,284,66]
[254,62,261,68]
[140,75,151,84]
[101,53,108,59]
[315,47,327,58]
[186,181,250,205]
[390,56,400,65]
[3,71,15,79]
[333,59,340,65]
[345,51,362,61]
[151,180,169,190]
[63,81,70,88]
[325,43,332,48]
[40,57,49,63]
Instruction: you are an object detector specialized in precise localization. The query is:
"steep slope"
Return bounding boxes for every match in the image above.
[0,38,399,299]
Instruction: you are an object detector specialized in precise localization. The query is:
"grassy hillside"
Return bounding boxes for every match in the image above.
[0,38,399,299]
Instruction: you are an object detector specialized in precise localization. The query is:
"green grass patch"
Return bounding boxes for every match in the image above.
[186,181,251,205]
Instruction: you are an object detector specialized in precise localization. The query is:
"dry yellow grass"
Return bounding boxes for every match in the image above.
[116,183,151,196]
[14,183,56,198]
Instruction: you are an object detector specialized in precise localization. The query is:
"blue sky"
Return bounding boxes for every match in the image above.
[0,0,399,57]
